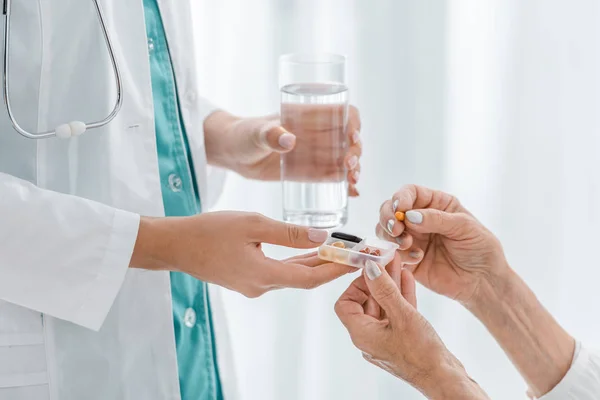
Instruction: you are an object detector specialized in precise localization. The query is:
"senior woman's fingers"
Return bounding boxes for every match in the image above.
[375,224,413,250]
[364,256,402,319]
[346,273,381,319]
[374,223,423,266]
[403,208,475,239]
[391,184,468,216]
[364,296,381,319]
[379,199,405,237]
[400,248,424,268]
[400,269,417,309]
[335,276,384,335]
[362,261,406,320]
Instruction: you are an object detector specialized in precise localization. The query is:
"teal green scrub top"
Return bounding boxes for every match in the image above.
[143,2,224,399]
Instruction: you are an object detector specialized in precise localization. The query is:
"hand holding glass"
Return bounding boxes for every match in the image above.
[280,53,350,229]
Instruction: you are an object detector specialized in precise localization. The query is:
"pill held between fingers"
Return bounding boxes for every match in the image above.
[395,211,405,222]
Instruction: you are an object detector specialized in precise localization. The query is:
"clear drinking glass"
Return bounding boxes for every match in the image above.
[280,53,349,229]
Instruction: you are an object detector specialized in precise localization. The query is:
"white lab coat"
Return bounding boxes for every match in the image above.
[0,1,235,399]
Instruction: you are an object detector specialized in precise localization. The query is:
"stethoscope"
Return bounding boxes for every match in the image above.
[2,0,123,139]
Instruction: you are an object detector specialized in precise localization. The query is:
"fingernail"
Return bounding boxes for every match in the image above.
[352,130,360,144]
[348,155,358,169]
[308,229,328,243]
[393,199,399,212]
[278,133,296,150]
[352,170,360,182]
[406,210,423,224]
[387,219,395,235]
[409,251,421,259]
[365,260,382,280]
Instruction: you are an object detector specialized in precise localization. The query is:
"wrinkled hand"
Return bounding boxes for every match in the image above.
[335,256,487,399]
[207,107,362,197]
[133,211,355,298]
[376,184,507,306]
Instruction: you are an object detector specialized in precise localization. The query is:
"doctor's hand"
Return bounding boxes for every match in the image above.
[376,185,508,307]
[131,211,354,298]
[204,108,362,197]
[335,256,489,400]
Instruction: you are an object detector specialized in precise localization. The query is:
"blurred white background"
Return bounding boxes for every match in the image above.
[192,0,600,399]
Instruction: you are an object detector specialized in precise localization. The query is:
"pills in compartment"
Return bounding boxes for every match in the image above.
[320,232,399,269]
[359,247,382,256]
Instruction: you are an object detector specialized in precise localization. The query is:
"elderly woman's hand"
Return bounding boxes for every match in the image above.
[335,256,489,400]
[377,184,508,307]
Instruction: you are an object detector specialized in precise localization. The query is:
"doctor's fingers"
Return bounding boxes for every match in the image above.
[248,214,328,249]
[345,106,362,187]
[283,251,318,263]
[255,120,296,153]
[348,163,361,197]
[266,259,355,291]
[346,105,362,145]
[348,163,361,185]
[284,253,346,268]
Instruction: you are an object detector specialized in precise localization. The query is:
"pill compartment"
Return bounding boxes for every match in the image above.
[318,233,399,269]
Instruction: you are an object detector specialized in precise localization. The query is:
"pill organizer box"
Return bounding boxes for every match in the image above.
[318,232,399,268]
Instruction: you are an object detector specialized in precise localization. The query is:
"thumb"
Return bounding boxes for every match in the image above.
[364,260,405,317]
[404,209,474,238]
[251,215,328,249]
[255,121,296,153]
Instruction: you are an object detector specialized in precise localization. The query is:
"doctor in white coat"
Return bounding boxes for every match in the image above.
[0,1,362,399]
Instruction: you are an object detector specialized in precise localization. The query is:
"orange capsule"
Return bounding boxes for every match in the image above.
[395,211,405,222]
[331,241,346,249]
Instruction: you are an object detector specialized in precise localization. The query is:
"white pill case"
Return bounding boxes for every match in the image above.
[318,232,399,268]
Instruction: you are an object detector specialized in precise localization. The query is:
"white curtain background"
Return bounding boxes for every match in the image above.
[191,1,600,399]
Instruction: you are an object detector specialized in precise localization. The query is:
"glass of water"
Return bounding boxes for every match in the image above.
[279,53,349,229]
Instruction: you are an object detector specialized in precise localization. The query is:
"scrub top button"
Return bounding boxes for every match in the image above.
[186,90,197,103]
[183,308,196,328]
[168,174,182,192]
